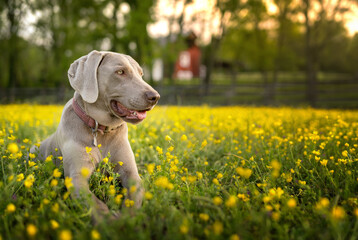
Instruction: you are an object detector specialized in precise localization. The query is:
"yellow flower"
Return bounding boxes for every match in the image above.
[124,199,134,208]
[179,224,189,234]
[53,168,62,178]
[201,139,208,148]
[108,185,116,195]
[86,147,92,153]
[154,176,174,190]
[156,146,163,155]
[28,161,36,167]
[230,234,240,240]
[147,163,155,174]
[59,230,72,240]
[271,160,281,170]
[115,194,123,204]
[7,143,19,154]
[64,177,73,189]
[272,212,280,221]
[130,186,137,193]
[212,178,220,185]
[263,196,271,203]
[237,193,250,202]
[102,157,109,164]
[188,175,197,183]
[298,180,306,185]
[196,172,203,179]
[8,135,16,140]
[24,174,35,188]
[16,173,24,182]
[199,213,210,221]
[81,167,90,178]
[217,173,223,179]
[236,167,252,179]
[287,198,297,208]
[29,153,36,159]
[50,179,58,187]
[213,196,223,206]
[52,203,60,212]
[316,198,330,210]
[165,135,172,141]
[354,208,358,218]
[118,161,123,166]
[320,159,328,166]
[45,155,53,162]
[6,203,16,213]
[27,224,37,237]
[275,187,284,198]
[91,230,101,240]
[332,206,345,220]
[50,220,59,229]
[180,134,187,141]
[212,221,223,235]
[225,195,237,208]
[145,191,153,200]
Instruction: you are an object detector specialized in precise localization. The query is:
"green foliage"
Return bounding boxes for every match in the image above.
[0,0,357,92]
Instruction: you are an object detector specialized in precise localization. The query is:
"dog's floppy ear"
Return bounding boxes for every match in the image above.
[68,50,104,103]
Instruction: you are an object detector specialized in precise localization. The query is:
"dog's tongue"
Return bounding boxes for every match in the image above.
[126,110,147,120]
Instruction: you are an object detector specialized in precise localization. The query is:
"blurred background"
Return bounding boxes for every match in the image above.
[0,0,358,108]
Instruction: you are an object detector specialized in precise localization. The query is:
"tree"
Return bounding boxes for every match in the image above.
[271,0,300,103]
[125,0,156,78]
[2,0,27,100]
[202,0,242,95]
[300,0,353,106]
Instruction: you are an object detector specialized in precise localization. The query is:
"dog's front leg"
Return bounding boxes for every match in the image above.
[62,141,110,222]
[112,140,144,208]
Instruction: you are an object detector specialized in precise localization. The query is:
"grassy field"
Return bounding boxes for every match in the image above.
[0,104,357,240]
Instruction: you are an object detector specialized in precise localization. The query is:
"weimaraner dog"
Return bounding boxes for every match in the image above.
[31,50,160,220]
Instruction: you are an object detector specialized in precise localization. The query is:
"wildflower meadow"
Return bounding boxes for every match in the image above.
[0,104,357,240]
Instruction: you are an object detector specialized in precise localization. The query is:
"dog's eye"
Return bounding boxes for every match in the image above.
[116,70,125,75]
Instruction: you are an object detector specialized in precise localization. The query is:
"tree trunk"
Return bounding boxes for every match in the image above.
[203,37,220,96]
[303,0,317,107]
[6,0,19,103]
[272,1,290,106]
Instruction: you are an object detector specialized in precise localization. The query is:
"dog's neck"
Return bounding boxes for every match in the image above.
[73,92,124,133]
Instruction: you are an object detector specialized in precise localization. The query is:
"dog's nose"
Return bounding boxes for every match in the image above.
[145,91,160,104]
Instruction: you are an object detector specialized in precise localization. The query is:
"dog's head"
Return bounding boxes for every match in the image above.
[68,50,160,125]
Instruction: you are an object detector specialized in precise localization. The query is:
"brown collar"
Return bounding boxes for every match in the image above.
[72,98,108,134]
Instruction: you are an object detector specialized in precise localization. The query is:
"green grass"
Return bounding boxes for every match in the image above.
[0,105,358,240]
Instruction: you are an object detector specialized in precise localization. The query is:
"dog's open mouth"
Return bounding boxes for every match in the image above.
[110,100,147,122]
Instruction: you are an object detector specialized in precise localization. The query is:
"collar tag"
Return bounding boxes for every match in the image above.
[92,120,98,147]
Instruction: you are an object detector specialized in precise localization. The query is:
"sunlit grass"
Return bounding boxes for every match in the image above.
[0,105,357,239]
